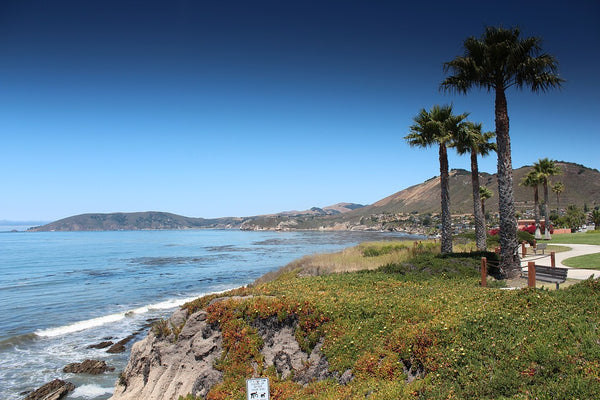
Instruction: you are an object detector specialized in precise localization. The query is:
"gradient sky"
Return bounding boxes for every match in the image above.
[1,0,599,221]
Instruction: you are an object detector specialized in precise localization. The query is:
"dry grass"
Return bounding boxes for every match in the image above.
[253,240,438,285]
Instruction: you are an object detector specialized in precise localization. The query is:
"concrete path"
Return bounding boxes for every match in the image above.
[521,243,600,280]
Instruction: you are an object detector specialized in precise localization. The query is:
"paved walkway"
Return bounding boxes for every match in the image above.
[520,243,600,280]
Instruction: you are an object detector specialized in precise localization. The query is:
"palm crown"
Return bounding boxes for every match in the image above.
[441,26,564,93]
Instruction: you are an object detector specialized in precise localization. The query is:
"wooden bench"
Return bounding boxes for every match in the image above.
[521,265,568,289]
[534,243,547,254]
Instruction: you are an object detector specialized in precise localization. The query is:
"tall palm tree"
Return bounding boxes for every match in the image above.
[552,182,565,214]
[452,122,496,251]
[520,170,543,239]
[534,158,561,239]
[404,104,469,254]
[441,26,563,278]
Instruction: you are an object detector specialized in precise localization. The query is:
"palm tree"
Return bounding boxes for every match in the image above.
[441,26,563,278]
[520,170,543,239]
[479,186,493,225]
[533,158,562,239]
[452,122,496,251]
[404,104,469,254]
[591,209,600,230]
[552,182,565,214]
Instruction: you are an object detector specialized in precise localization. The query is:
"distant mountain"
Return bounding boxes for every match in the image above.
[28,203,365,232]
[27,212,243,232]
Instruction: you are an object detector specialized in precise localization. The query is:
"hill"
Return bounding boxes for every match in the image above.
[240,161,599,231]
[27,212,243,232]
[28,203,364,232]
[359,161,599,215]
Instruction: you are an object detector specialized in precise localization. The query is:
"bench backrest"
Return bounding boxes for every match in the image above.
[536,243,547,249]
[534,265,568,281]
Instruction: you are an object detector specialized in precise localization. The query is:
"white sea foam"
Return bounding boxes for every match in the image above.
[72,384,113,398]
[33,292,220,337]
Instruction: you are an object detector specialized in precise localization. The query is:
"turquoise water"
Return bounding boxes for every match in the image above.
[0,229,419,399]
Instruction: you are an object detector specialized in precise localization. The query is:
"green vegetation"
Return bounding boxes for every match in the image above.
[180,241,600,399]
[550,231,600,245]
[563,253,600,270]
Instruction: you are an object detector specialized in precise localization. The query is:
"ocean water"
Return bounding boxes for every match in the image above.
[0,229,420,400]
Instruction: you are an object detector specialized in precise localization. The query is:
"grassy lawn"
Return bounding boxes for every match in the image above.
[563,252,600,270]
[549,231,600,245]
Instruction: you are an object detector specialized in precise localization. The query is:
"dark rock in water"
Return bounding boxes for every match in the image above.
[88,340,114,349]
[63,359,115,374]
[23,379,74,400]
[107,335,135,353]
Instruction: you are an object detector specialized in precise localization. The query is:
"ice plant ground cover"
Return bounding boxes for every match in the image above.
[179,241,600,399]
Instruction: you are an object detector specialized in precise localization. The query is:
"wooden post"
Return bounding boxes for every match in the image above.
[481,257,487,287]
[521,241,526,258]
[528,262,536,288]
[551,252,556,268]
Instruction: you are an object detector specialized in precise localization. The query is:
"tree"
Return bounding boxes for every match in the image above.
[452,122,496,251]
[520,170,543,239]
[441,26,563,278]
[405,105,469,254]
[533,158,562,239]
[558,205,586,232]
[479,186,493,232]
[552,182,565,214]
[591,209,600,230]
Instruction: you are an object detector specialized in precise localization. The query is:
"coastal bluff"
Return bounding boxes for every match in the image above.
[110,295,346,400]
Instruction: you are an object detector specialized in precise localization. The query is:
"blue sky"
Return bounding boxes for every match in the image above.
[1,0,598,221]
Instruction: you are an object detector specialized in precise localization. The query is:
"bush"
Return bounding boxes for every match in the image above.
[378,252,487,280]
[517,230,535,245]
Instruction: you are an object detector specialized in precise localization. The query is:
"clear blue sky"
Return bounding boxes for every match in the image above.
[1,0,598,221]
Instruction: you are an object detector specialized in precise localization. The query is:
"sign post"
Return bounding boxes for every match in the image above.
[246,378,270,400]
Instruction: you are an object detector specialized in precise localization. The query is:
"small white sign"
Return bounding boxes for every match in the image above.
[246,377,270,400]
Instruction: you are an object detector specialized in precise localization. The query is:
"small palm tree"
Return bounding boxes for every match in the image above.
[452,122,496,251]
[591,209,600,230]
[520,170,543,239]
[479,186,493,233]
[552,182,565,214]
[405,105,468,254]
[534,158,562,239]
[442,26,563,278]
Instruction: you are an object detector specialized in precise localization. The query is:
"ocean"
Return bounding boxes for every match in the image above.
[0,229,420,400]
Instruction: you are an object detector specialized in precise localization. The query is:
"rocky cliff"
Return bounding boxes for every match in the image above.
[110,295,347,400]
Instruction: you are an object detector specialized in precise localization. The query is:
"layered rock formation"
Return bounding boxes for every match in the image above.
[63,359,115,374]
[110,296,348,400]
[23,379,74,400]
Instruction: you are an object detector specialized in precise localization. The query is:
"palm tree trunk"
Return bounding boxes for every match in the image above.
[543,180,551,239]
[533,186,541,239]
[471,152,486,251]
[439,144,453,254]
[494,87,520,277]
[481,199,486,222]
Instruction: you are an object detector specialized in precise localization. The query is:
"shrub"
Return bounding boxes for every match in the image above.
[378,252,484,280]
[517,230,535,245]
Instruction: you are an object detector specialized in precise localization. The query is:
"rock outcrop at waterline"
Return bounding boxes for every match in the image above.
[23,379,74,400]
[110,296,347,400]
[63,359,115,374]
